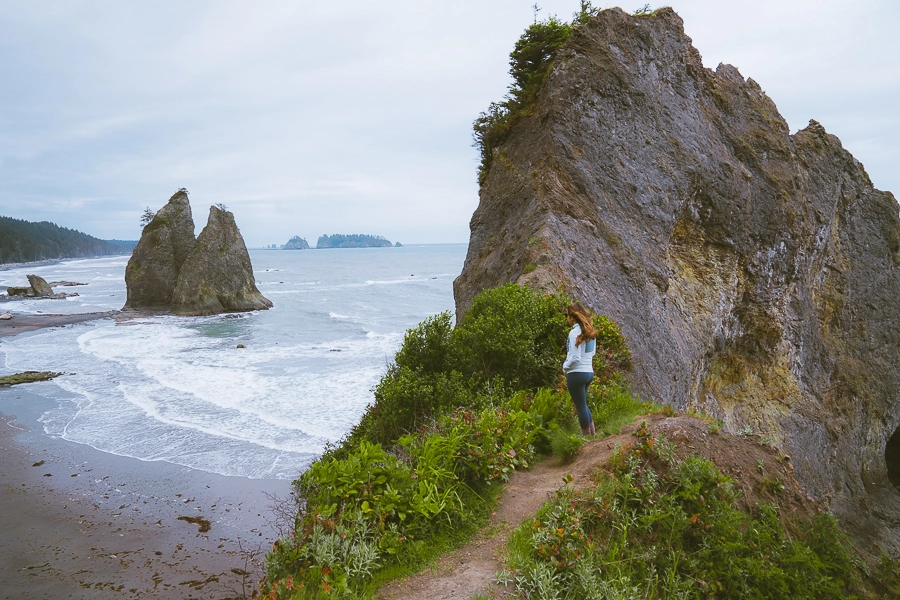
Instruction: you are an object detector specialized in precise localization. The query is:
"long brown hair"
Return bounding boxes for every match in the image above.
[566,302,597,347]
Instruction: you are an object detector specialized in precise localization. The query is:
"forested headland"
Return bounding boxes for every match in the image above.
[316,234,393,248]
[0,216,130,264]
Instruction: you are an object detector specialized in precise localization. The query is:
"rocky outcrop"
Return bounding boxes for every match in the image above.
[4,275,72,299]
[282,236,310,250]
[27,275,53,296]
[454,7,900,555]
[124,190,196,308]
[171,206,273,316]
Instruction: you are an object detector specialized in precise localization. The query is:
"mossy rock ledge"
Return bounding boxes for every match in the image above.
[453,7,900,556]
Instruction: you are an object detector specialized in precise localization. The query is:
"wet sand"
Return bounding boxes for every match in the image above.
[0,374,293,599]
[0,311,119,338]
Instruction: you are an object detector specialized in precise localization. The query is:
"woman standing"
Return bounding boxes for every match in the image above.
[563,302,598,435]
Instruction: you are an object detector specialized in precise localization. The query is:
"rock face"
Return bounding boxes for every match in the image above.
[171,206,273,316]
[124,190,196,308]
[454,7,900,555]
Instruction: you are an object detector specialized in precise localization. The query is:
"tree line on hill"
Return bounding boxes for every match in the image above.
[0,216,130,264]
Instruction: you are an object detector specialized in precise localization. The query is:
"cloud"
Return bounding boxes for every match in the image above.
[0,1,896,245]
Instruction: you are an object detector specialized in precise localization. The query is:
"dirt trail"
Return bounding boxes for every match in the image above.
[377,418,651,600]
[378,413,812,600]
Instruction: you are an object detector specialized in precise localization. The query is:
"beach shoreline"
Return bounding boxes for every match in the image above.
[0,383,292,599]
[0,311,120,338]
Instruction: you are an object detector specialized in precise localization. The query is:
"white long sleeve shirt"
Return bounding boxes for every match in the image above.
[563,323,596,373]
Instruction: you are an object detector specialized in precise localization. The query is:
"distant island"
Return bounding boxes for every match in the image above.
[281,236,310,250]
[0,216,130,264]
[315,234,395,249]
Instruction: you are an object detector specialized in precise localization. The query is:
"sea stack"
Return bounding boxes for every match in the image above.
[172,205,273,315]
[123,191,271,316]
[124,189,196,308]
[454,7,900,554]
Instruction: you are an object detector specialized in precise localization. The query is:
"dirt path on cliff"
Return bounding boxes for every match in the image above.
[377,417,653,600]
[377,413,813,600]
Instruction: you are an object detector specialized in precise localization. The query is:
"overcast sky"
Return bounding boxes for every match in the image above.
[0,1,897,247]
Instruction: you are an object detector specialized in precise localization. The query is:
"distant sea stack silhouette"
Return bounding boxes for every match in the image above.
[124,191,271,315]
[282,235,310,250]
[172,205,273,315]
[454,7,900,554]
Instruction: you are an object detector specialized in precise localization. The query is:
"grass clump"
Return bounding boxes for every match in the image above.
[549,429,584,463]
[260,283,637,598]
[506,427,877,600]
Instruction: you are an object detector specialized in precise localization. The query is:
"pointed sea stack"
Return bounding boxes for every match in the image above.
[124,190,196,309]
[171,205,272,316]
[455,7,900,553]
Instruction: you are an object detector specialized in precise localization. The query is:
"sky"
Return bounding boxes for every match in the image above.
[0,1,897,247]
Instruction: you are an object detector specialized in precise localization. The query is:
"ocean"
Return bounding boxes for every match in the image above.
[0,244,466,479]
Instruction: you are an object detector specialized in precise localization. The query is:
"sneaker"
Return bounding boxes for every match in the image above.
[588,422,596,436]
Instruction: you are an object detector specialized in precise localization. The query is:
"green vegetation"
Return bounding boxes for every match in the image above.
[258,280,896,598]
[316,234,393,249]
[0,371,63,386]
[0,216,128,264]
[473,2,601,184]
[506,425,897,599]
[260,283,639,598]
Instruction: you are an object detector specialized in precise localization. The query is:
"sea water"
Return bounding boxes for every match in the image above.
[0,244,466,479]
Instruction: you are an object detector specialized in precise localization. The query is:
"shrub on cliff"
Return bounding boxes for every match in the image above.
[344,283,574,449]
[507,428,868,599]
[473,2,601,183]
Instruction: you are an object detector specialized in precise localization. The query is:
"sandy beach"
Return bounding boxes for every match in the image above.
[0,318,294,599]
[0,311,120,338]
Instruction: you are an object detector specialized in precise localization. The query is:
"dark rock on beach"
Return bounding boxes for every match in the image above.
[27,275,53,297]
[4,274,76,300]
[172,205,273,315]
[124,189,196,309]
[454,7,900,555]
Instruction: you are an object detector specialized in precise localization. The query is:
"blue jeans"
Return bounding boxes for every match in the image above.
[566,371,594,430]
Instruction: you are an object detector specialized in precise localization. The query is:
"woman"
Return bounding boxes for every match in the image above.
[563,302,597,435]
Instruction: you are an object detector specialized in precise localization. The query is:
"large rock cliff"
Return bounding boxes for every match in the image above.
[172,205,273,315]
[124,190,196,308]
[454,7,900,555]
[124,192,271,315]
